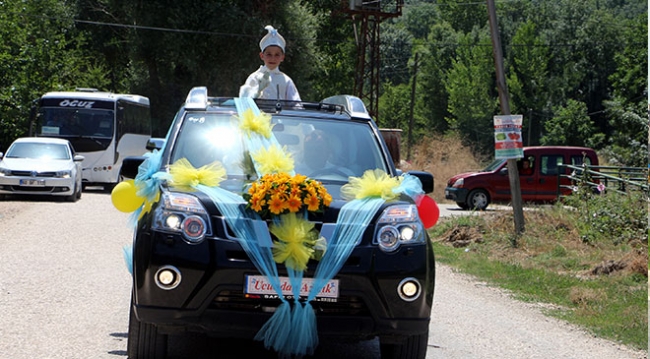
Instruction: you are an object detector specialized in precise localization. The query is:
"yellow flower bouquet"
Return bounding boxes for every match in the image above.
[244,172,332,219]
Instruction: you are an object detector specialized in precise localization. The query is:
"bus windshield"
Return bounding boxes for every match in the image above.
[37,108,115,139]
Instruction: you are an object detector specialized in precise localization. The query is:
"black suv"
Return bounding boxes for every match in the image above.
[122,87,435,358]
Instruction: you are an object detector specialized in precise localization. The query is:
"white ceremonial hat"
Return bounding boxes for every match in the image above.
[259,25,286,52]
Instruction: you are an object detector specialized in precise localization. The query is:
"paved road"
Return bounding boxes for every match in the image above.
[0,192,645,358]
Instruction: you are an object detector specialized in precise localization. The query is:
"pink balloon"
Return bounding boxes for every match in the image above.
[415,194,439,229]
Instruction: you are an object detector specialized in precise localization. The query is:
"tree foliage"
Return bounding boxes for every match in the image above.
[0,0,646,167]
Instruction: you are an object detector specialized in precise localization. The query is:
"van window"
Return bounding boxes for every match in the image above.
[540,155,563,175]
[571,155,593,166]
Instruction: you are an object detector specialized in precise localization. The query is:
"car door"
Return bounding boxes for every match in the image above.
[517,153,538,202]
[536,153,564,201]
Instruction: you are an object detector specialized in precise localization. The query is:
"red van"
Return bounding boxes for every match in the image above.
[444,146,599,210]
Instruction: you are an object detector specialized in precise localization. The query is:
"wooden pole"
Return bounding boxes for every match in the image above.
[487,0,525,238]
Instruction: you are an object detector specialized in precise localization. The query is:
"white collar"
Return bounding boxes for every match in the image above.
[261,65,281,74]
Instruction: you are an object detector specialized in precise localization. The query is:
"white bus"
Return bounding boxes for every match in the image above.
[30,88,151,190]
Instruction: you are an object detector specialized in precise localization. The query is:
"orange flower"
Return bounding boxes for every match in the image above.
[286,194,303,213]
[304,193,321,212]
[268,194,286,215]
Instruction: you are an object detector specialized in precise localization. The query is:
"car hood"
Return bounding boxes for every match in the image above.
[446,171,480,186]
[0,158,74,171]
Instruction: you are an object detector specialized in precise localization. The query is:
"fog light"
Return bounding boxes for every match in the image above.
[397,277,421,302]
[155,265,181,290]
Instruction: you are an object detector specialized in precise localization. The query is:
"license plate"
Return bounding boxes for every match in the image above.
[245,275,339,299]
[20,179,45,186]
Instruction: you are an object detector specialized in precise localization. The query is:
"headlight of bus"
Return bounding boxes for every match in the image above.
[152,192,212,244]
[374,204,425,253]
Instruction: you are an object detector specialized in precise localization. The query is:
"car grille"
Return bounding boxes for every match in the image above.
[211,289,369,316]
[10,170,58,177]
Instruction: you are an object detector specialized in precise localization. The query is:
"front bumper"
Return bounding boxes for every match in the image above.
[131,227,435,340]
[444,186,468,202]
[0,177,75,196]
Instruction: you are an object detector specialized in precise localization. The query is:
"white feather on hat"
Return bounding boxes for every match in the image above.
[259,25,286,53]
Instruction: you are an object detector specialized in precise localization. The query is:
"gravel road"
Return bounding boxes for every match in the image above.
[0,192,645,358]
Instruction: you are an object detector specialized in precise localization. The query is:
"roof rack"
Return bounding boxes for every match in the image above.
[182,86,367,118]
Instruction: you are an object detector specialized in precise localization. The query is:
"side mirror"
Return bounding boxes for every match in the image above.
[407,170,434,194]
[146,138,165,151]
[121,156,147,179]
[73,155,85,162]
[499,168,508,175]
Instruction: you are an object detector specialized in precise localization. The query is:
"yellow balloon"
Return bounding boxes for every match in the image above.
[111,180,145,213]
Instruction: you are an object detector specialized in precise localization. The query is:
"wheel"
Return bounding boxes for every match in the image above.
[467,189,489,210]
[66,183,80,202]
[379,332,428,359]
[127,296,168,359]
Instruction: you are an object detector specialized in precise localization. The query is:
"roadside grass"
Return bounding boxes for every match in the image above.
[428,192,648,350]
[403,134,647,350]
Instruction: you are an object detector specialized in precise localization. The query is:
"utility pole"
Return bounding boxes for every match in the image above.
[407,52,419,161]
[487,0,525,239]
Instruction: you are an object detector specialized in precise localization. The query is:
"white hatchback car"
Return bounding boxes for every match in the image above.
[0,137,84,201]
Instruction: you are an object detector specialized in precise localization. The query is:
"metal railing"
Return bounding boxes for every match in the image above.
[557,164,649,198]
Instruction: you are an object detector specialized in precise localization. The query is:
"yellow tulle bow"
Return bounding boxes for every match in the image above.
[238,108,273,138]
[168,158,226,191]
[341,169,401,201]
[251,144,295,175]
[270,213,318,272]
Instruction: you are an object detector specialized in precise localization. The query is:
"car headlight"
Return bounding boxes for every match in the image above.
[374,204,425,253]
[152,192,212,243]
[0,167,9,176]
[452,178,464,188]
[55,170,72,178]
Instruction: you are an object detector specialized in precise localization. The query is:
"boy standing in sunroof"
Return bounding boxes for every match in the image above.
[239,25,301,101]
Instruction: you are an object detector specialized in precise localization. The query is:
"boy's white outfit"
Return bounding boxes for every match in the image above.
[239,25,301,101]
[240,65,301,101]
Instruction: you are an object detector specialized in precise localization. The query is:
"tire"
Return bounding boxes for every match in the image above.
[66,183,80,202]
[467,189,489,211]
[379,332,428,359]
[127,296,168,359]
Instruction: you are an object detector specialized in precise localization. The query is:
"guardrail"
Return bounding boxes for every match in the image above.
[557,164,649,198]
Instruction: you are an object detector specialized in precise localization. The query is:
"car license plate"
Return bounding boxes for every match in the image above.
[245,275,339,299]
[20,179,46,186]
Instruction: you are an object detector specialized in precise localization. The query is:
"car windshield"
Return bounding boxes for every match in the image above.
[7,142,70,160]
[170,112,388,184]
[482,158,506,172]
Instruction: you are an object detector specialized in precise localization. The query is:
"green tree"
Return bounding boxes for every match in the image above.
[0,1,96,150]
[418,22,458,134]
[601,13,648,167]
[506,20,550,146]
[540,99,604,148]
[379,25,413,85]
[445,28,497,154]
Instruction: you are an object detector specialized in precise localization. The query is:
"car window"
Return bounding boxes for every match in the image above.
[540,155,563,175]
[571,155,593,166]
[171,112,388,184]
